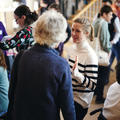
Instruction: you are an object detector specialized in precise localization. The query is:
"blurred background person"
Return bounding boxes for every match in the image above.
[112,0,120,20]
[38,0,56,15]
[0,4,38,53]
[94,5,112,104]
[0,21,14,79]
[98,62,120,120]
[0,49,9,117]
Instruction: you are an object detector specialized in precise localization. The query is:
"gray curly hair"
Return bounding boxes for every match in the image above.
[34,9,67,48]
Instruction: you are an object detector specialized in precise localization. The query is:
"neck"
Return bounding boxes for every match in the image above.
[101,16,108,23]
[72,39,88,49]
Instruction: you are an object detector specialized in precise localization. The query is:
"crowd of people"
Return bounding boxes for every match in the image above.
[0,0,120,120]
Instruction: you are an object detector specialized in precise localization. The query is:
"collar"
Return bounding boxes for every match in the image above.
[33,43,59,55]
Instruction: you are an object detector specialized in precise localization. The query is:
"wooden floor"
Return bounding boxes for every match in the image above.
[84,60,116,120]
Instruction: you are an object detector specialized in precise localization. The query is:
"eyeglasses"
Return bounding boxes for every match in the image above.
[15,17,20,22]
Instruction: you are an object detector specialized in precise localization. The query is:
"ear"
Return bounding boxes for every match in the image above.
[86,31,89,37]
[21,15,26,20]
[102,13,107,18]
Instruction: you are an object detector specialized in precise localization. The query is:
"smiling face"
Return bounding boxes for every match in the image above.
[14,14,26,28]
[72,22,87,43]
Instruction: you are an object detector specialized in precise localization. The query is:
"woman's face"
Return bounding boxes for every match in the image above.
[72,22,86,43]
[14,14,25,28]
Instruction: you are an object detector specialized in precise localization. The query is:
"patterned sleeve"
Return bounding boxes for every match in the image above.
[0,26,33,50]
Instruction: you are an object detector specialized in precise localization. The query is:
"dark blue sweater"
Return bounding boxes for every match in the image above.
[13,44,76,120]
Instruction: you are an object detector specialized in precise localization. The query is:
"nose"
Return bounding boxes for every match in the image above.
[72,30,76,36]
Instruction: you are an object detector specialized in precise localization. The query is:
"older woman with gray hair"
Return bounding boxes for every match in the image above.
[9,10,76,120]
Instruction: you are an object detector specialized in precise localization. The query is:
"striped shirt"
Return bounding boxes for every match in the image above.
[65,40,98,108]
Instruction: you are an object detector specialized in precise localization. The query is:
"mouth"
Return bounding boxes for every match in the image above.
[73,37,78,40]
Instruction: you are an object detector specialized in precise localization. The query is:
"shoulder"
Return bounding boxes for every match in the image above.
[101,20,108,27]
[0,22,5,28]
[114,16,120,23]
[105,82,120,103]
[21,26,32,32]
[86,45,98,65]
[0,21,3,26]
[0,66,3,71]
[14,50,25,63]
[109,82,120,91]
[0,66,5,71]
[100,21,108,32]
[16,26,32,36]
[0,66,7,74]
[52,50,70,70]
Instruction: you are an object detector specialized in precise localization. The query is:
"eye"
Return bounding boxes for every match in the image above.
[72,28,74,32]
[76,29,80,33]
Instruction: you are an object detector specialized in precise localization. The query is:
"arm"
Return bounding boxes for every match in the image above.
[0,22,8,36]
[59,63,76,120]
[100,23,111,53]
[112,17,120,44]
[103,82,120,119]
[72,56,98,91]
[0,26,33,50]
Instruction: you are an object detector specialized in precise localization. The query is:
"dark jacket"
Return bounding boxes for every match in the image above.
[108,13,117,41]
[13,43,76,120]
[7,50,25,120]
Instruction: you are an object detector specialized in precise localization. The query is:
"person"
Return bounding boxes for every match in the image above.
[109,15,120,68]
[0,21,14,79]
[93,0,112,24]
[112,0,120,20]
[107,2,120,84]
[94,5,112,104]
[39,0,56,15]
[59,0,73,19]
[0,22,7,41]
[94,0,120,85]
[65,18,98,120]
[0,4,38,53]
[10,10,76,120]
[48,3,71,56]
[98,62,120,120]
[0,49,9,116]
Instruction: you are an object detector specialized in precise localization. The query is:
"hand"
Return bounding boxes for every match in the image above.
[110,40,114,44]
[72,56,78,71]
[108,50,111,59]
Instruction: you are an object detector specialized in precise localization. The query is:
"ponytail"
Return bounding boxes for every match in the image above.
[89,24,94,41]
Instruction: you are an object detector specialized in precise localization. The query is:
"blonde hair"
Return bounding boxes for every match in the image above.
[74,18,94,41]
[34,9,67,48]
[0,49,7,69]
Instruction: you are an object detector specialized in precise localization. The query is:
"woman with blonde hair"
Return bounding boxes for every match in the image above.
[65,18,98,120]
[0,49,9,116]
